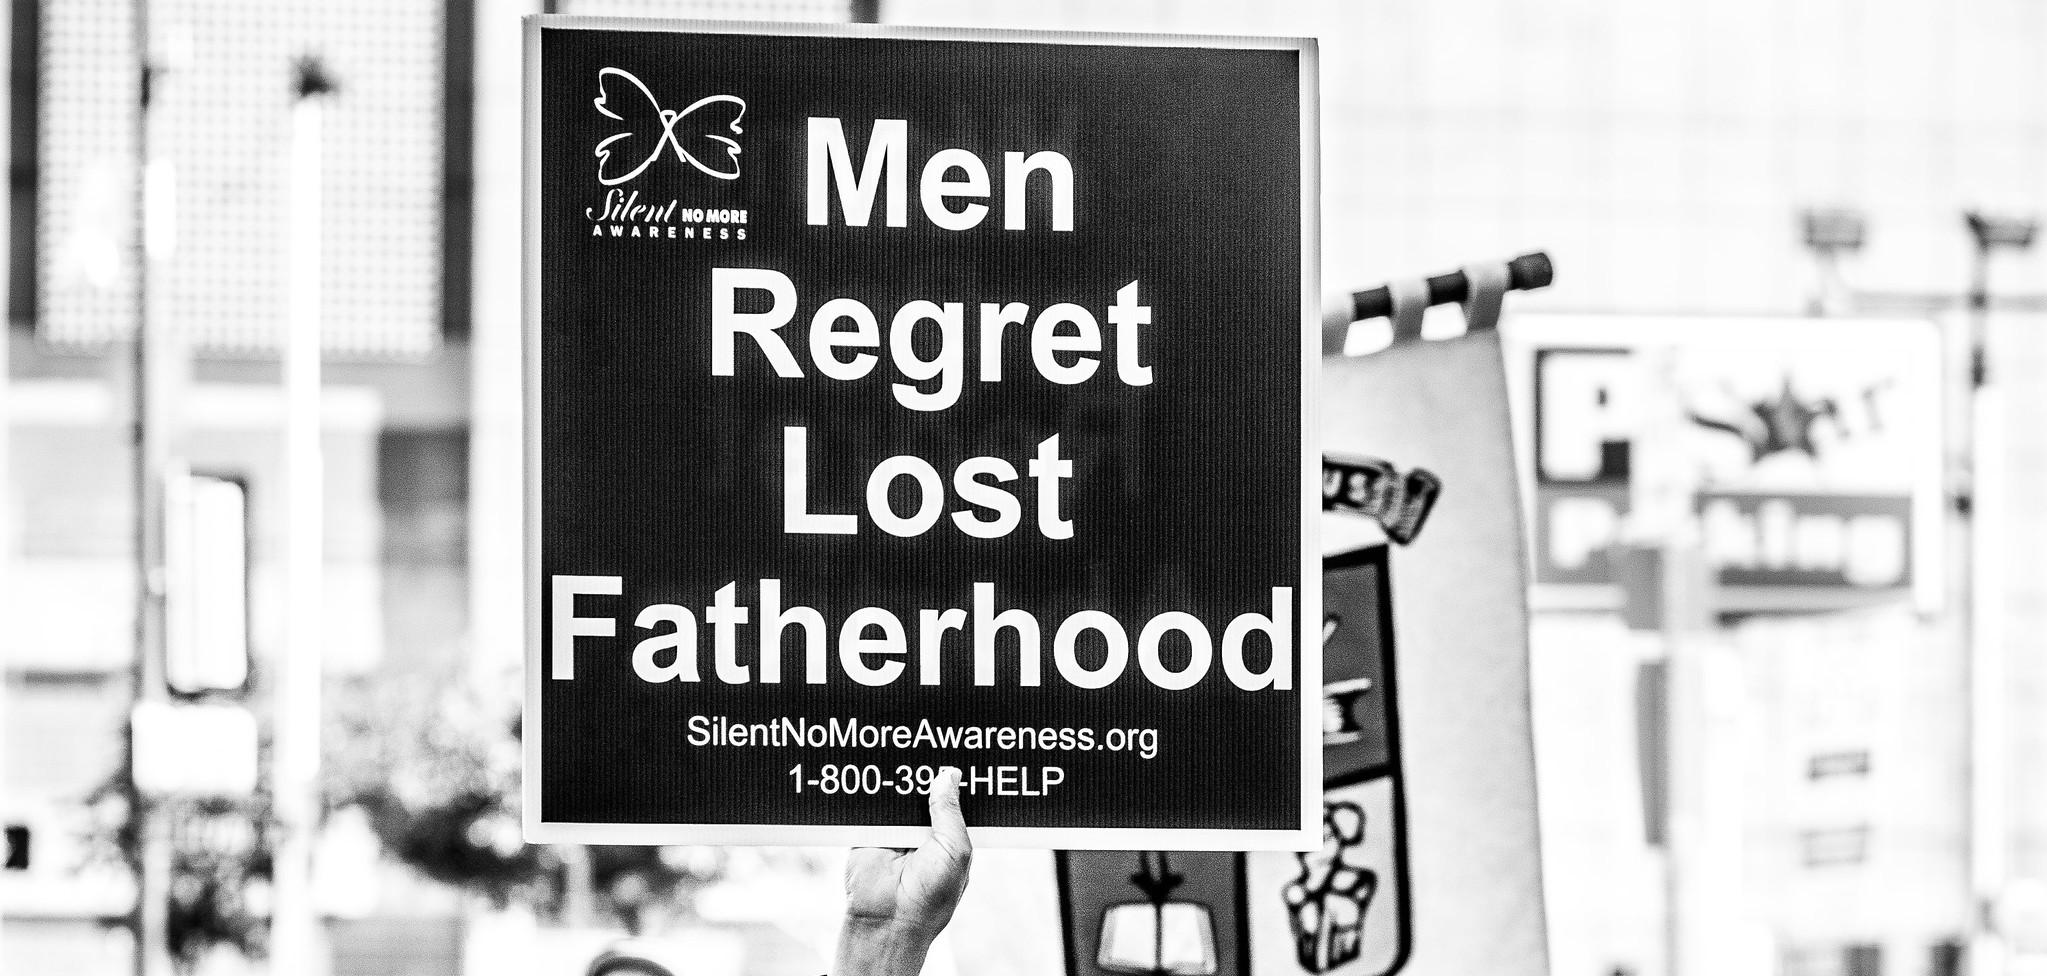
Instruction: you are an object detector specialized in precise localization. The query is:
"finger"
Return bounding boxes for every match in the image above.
[926,766,970,864]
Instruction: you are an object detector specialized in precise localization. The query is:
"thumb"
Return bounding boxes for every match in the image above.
[925,766,971,865]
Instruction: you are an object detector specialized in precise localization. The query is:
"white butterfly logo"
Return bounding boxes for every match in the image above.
[592,67,746,185]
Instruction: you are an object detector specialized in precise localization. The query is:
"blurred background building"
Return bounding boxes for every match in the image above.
[4,0,2047,974]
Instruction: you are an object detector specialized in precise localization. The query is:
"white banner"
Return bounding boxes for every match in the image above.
[1049,323,1549,976]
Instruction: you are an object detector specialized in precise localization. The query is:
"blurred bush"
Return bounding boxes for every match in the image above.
[325,662,721,933]
[75,663,722,971]
[80,736,276,973]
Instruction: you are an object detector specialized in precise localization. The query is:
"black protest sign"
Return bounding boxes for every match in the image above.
[525,19,1320,848]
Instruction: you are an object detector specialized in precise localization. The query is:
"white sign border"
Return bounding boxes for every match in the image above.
[523,16,1322,851]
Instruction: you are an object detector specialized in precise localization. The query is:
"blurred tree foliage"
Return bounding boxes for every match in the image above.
[324,664,541,905]
[81,662,722,971]
[324,661,722,933]
[82,733,276,974]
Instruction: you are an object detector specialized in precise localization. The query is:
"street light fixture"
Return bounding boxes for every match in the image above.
[1961,211,2039,386]
[1965,211,2039,253]
[1800,208,1867,316]
[1801,207,1868,253]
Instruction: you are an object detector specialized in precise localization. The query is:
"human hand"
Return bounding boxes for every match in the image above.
[835,766,973,976]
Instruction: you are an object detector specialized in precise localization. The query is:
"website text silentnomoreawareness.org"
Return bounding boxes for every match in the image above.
[687,714,1161,760]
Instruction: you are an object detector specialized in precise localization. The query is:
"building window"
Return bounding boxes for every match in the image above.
[23,0,461,358]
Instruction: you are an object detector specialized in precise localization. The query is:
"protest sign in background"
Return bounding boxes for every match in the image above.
[524,19,1320,849]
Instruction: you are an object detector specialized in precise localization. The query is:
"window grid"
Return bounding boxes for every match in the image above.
[36,0,445,360]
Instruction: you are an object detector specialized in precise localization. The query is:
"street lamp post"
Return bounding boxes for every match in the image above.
[1960,210,2036,976]
[271,54,338,976]
[130,1,185,972]
[1800,207,2042,976]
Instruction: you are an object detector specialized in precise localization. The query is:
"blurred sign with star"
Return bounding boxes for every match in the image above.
[1502,315,1943,613]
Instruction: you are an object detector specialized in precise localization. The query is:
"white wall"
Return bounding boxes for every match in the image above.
[887,0,2047,313]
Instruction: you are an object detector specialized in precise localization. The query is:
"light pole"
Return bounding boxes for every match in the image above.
[130,1,186,972]
[1960,210,2036,976]
[0,5,11,966]
[1800,207,2043,976]
[272,53,337,976]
